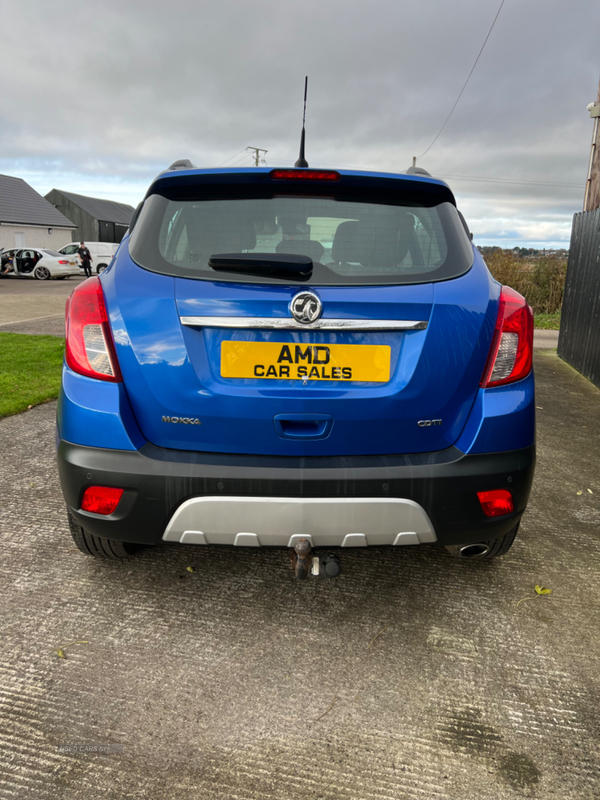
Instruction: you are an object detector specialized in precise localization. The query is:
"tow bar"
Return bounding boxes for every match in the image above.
[290,538,341,580]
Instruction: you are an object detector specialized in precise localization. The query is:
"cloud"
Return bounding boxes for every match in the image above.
[2,0,598,245]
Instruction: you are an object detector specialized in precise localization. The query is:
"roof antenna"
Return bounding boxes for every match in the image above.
[294,76,309,168]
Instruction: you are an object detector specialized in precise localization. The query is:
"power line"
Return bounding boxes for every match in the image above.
[217,149,247,166]
[417,0,506,161]
[229,154,255,167]
[436,173,582,189]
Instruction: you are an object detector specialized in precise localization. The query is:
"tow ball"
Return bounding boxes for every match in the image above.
[290,538,341,580]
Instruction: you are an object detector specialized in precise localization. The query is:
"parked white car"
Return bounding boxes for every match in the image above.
[10,248,80,280]
[58,241,119,274]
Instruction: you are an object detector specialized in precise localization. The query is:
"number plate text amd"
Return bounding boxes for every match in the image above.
[220,341,391,382]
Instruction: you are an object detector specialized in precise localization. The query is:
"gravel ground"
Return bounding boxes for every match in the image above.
[0,350,599,799]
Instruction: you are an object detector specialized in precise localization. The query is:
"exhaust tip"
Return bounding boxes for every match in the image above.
[458,543,491,558]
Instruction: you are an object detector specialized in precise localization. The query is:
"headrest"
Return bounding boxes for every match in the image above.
[332,213,415,268]
[194,212,257,257]
[331,220,362,264]
[276,239,324,260]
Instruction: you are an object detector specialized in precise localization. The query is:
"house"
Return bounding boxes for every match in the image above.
[44,189,135,244]
[0,174,76,250]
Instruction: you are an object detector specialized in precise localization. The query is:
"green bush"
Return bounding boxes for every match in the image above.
[483,251,567,314]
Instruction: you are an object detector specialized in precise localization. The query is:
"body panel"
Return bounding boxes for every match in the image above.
[100,246,500,456]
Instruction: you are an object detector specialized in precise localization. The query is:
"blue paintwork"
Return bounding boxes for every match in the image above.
[57,365,145,451]
[57,168,535,461]
[456,371,536,454]
[92,246,503,456]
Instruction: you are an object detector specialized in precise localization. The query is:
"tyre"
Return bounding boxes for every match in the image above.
[97,263,108,274]
[67,510,138,559]
[445,521,520,560]
[34,265,51,281]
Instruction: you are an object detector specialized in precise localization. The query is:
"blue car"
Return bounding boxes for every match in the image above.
[57,162,535,573]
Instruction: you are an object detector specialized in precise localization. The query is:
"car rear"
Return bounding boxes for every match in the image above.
[42,249,80,278]
[57,166,535,564]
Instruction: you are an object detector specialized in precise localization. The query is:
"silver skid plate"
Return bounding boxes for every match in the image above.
[162,496,437,547]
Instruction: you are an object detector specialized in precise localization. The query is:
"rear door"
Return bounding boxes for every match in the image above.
[104,171,497,456]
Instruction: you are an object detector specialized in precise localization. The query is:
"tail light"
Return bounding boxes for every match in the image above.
[480,286,533,388]
[477,489,514,517]
[81,486,124,515]
[58,259,70,264]
[65,277,122,382]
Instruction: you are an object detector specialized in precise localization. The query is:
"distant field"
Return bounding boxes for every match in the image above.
[484,251,567,315]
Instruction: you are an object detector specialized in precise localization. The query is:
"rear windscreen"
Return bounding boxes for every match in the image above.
[129,189,473,285]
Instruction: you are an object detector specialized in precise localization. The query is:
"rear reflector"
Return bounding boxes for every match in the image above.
[477,489,514,517]
[480,286,533,388]
[81,486,124,515]
[270,169,340,181]
[65,277,122,382]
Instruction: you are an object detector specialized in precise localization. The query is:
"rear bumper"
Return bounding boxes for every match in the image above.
[57,440,535,548]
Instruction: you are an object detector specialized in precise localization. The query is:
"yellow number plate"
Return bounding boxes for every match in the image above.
[221,341,391,382]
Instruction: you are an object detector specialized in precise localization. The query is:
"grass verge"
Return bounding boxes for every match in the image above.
[0,333,65,418]
[534,312,561,330]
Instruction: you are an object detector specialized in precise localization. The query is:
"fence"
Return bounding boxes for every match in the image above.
[558,207,600,388]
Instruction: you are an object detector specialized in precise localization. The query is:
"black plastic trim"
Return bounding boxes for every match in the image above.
[57,440,535,548]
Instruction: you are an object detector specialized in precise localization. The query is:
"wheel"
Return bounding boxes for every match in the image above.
[97,263,108,274]
[445,521,520,560]
[34,265,51,281]
[67,510,138,559]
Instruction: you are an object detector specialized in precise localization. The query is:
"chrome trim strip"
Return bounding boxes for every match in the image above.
[180,316,428,331]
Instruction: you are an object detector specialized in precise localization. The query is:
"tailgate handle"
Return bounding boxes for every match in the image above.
[274,414,333,440]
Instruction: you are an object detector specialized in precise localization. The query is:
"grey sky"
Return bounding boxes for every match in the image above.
[2,0,598,246]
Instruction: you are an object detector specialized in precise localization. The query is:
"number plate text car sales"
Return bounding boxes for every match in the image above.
[220,341,391,382]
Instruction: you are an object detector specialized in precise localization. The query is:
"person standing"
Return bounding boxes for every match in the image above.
[77,242,93,278]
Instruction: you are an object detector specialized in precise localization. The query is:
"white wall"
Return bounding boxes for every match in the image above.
[0,225,74,250]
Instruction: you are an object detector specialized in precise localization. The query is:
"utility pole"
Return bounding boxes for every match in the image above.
[246,146,268,167]
[583,78,600,212]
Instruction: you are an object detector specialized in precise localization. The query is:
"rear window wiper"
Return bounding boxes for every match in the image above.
[208,253,313,280]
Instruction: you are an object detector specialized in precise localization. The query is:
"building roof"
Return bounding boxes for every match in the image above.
[49,189,135,224]
[0,174,76,228]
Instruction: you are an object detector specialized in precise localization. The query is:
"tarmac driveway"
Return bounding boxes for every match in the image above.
[0,275,85,335]
[0,350,599,799]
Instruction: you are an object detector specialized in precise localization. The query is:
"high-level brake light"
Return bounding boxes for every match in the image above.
[480,286,533,388]
[65,277,122,382]
[270,169,340,181]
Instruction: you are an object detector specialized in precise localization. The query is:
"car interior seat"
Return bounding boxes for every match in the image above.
[275,238,324,262]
